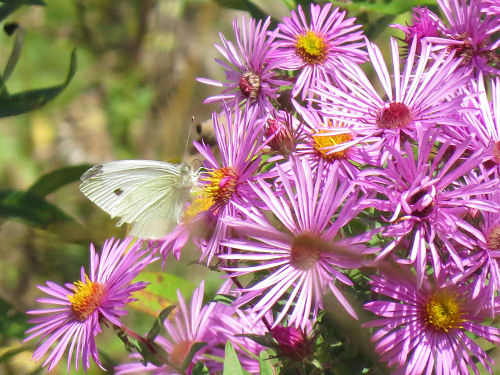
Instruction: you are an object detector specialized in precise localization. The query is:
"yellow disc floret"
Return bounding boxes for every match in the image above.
[68,274,106,321]
[296,30,328,64]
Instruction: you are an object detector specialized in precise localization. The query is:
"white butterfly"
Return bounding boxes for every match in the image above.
[80,160,199,239]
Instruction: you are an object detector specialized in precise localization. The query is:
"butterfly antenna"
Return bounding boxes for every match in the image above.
[183,116,196,162]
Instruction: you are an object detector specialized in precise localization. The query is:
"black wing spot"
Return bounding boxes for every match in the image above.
[114,188,124,196]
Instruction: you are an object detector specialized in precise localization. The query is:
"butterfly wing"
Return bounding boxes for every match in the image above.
[80,160,197,239]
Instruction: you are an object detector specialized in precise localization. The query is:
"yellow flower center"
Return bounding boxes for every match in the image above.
[290,233,325,271]
[295,30,328,64]
[68,274,106,321]
[423,291,465,332]
[203,167,238,206]
[182,190,214,223]
[312,129,353,161]
[170,339,194,367]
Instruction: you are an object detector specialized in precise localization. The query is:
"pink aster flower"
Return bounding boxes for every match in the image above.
[293,101,379,179]
[358,128,499,285]
[158,105,266,263]
[24,238,157,373]
[363,266,500,375]
[394,0,500,77]
[115,280,222,375]
[197,16,286,114]
[220,157,370,328]
[313,37,469,161]
[269,2,367,99]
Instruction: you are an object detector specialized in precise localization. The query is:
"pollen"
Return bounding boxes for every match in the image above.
[422,290,465,332]
[376,102,413,129]
[290,233,325,271]
[239,71,261,100]
[296,30,328,65]
[203,167,238,206]
[169,339,194,367]
[182,190,214,223]
[68,274,106,321]
[487,225,500,250]
[312,129,353,161]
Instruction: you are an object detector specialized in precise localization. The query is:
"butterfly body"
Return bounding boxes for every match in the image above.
[80,160,199,239]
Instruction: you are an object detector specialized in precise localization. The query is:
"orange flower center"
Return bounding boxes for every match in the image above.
[312,129,353,161]
[68,274,106,321]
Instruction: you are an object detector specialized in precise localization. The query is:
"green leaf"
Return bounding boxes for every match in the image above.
[192,362,211,375]
[0,296,29,339]
[27,164,92,197]
[181,342,208,372]
[212,293,236,305]
[3,26,24,82]
[331,0,437,15]
[0,49,77,117]
[223,341,245,375]
[130,272,196,316]
[0,189,73,228]
[259,350,276,375]
[147,305,176,342]
[0,0,45,22]
[214,0,267,21]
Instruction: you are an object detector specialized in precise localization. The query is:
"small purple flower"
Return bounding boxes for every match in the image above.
[197,16,286,114]
[313,37,468,161]
[24,238,156,373]
[363,267,500,375]
[220,157,369,328]
[293,101,379,179]
[269,2,367,99]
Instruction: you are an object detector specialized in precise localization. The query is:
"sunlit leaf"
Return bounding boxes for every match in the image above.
[223,341,245,375]
[130,272,196,316]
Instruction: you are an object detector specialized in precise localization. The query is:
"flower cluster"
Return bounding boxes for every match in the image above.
[26,1,500,374]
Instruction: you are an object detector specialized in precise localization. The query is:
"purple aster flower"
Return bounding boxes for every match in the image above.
[363,266,500,375]
[197,16,286,114]
[220,157,370,328]
[158,105,266,263]
[269,2,367,99]
[358,127,499,285]
[115,280,222,375]
[293,101,379,179]
[24,238,157,373]
[391,7,443,53]
[395,0,500,77]
[313,37,469,161]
